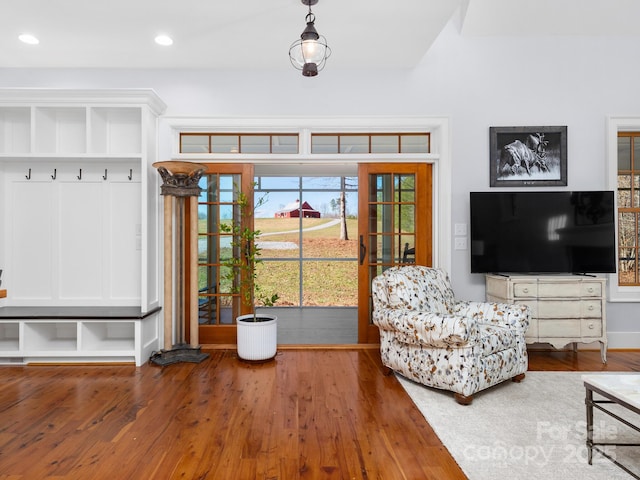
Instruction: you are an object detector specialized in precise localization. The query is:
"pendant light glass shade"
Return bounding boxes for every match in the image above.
[289,6,331,77]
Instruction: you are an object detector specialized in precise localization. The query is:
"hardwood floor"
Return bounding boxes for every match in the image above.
[0,348,638,480]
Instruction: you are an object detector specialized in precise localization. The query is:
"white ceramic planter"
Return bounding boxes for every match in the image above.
[236,313,277,362]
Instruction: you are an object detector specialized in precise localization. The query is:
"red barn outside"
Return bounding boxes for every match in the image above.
[274,199,321,218]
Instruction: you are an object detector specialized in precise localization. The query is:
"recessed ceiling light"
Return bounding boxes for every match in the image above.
[19,34,39,45]
[154,35,173,46]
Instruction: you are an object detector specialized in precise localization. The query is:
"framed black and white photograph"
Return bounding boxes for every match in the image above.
[489,126,567,187]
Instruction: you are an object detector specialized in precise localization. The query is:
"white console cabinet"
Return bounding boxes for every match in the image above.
[485,274,607,363]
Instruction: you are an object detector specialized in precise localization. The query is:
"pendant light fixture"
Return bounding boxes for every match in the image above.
[289,0,331,77]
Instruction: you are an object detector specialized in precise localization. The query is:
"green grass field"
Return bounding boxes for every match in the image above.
[200,218,359,307]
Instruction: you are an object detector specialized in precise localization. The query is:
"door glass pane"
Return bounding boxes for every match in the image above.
[199,174,218,201]
[366,173,417,266]
[302,261,357,306]
[619,212,636,247]
[254,175,358,310]
[395,205,415,232]
[371,174,392,202]
[618,211,637,284]
[400,235,416,263]
[618,174,631,208]
[196,172,244,325]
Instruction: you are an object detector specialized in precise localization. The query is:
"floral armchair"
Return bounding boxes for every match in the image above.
[372,266,529,404]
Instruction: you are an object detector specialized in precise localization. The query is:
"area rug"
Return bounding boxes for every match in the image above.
[397,371,640,480]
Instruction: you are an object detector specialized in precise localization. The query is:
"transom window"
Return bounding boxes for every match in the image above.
[180,133,299,154]
[311,133,429,154]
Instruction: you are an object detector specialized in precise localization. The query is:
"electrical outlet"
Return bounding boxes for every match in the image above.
[454,237,467,250]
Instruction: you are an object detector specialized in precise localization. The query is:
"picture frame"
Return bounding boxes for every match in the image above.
[489,125,567,187]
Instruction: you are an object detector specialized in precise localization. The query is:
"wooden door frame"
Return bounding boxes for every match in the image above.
[185,163,254,345]
[357,162,433,344]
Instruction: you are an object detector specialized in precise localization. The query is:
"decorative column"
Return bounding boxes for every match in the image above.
[150,161,209,365]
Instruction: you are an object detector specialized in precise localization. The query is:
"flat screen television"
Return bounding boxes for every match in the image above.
[470,191,616,274]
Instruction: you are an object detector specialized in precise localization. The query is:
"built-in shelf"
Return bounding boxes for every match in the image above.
[0,107,30,153]
[0,105,145,157]
[0,322,19,351]
[0,306,161,365]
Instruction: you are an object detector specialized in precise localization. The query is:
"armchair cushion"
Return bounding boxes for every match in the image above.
[380,266,456,314]
[373,309,478,347]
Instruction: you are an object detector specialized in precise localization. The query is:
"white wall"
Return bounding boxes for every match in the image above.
[1,18,638,343]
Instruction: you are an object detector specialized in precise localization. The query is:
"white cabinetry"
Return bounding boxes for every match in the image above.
[0,89,167,365]
[486,274,607,363]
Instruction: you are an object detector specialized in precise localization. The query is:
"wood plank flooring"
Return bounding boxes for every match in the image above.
[0,348,638,480]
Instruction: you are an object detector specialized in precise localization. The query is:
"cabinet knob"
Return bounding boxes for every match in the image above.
[588,323,595,329]
[522,288,529,293]
[587,287,594,293]
[588,305,594,311]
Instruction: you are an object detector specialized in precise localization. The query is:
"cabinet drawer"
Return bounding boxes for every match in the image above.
[539,319,581,337]
[513,282,537,298]
[537,300,581,318]
[534,300,602,319]
[581,300,602,318]
[581,319,602,337]
[537,282,581,298]
[581,282,602,297]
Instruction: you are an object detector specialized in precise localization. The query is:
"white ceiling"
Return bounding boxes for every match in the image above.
[1,0,638,70]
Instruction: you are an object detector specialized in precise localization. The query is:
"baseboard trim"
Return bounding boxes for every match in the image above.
[607,332,640,349]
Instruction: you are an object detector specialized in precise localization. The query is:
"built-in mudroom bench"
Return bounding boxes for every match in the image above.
[0,306,160,366]
[0,89,167,366]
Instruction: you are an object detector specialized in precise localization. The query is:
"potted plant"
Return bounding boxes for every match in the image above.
[220,185,279,362]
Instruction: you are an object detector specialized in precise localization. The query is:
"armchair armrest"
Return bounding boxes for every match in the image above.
[373,308,479,347]
[453,301,530,332]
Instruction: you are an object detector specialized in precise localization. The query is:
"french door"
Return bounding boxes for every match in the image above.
[357,163,433,343]
[187,163,254,345]
[187,162,432,345]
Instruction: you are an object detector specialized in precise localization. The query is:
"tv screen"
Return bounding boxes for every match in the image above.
[470,191,616,274]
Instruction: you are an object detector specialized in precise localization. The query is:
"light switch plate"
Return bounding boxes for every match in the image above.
[454,223,467,236]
